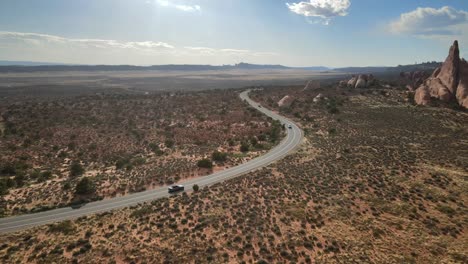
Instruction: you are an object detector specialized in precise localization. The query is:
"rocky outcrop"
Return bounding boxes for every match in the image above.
[278,95,295,107]
[456,59,468,108]
[345,74,376,89]
[414,41,467,108]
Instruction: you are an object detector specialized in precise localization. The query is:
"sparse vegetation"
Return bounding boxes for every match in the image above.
[0,79,466,264]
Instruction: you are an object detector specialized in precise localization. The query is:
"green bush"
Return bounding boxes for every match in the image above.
[240,142,250,152]
[197,159,213,169]
[165,139,175,148]
[75,177,95,195]
[69,161,84,177]
[212,151,228,162]
[193,184,200,192]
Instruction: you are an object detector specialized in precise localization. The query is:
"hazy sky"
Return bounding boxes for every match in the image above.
[1,0,468,67]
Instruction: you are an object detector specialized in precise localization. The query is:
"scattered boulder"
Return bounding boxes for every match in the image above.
[414,40,468,108]
[278,95,295,107]
[344,74,377,88]
[313,93,325,103]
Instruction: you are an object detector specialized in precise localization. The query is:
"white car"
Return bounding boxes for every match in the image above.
[288,124,292,129]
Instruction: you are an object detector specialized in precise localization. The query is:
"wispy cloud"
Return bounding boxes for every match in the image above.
[388,6,468,36]
[155,0,201,12]
[287,0,351,25]
[0,31,278,65]
[0,31,175,53]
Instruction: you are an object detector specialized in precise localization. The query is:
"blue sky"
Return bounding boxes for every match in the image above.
[0,0,467,67]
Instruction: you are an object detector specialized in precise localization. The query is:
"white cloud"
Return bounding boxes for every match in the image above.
[155,0,201,12]
[0,32,175,51]
[389,6,468,36]
[287,0,350,25]
[0,31,278,65]
[175,4,200,12]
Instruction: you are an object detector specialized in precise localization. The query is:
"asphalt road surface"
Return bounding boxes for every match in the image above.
[0,90,303,234]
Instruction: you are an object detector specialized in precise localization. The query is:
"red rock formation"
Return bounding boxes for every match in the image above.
[456,59,468,108]
[415,40,468,108]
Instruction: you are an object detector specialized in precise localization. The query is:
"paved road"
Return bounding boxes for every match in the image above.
[0,90,303,234]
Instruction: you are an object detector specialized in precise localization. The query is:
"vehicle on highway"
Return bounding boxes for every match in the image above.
[258,104,262,108]
[168,185,184,193]
[288,124,292,129]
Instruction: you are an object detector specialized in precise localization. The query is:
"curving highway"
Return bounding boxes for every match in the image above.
[0,90,303,234]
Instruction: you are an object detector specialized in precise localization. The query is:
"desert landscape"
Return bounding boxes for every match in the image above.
[0,1,467,263]
[0,40,467,263]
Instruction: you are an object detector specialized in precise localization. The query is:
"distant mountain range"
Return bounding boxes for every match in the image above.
[0,61,440,73]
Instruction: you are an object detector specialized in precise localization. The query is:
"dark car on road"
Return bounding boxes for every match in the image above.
[168,185,184,193]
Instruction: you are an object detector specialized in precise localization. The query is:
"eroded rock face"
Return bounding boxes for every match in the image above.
[414,40,467,108]
[456,59,468,108]
[415,86,431,105]
[437,41,460,94]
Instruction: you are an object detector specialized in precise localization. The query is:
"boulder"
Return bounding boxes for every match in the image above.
[278,95,294,107]
[347,76,357,88]
[355,75,368,88]
[313,93,325,103]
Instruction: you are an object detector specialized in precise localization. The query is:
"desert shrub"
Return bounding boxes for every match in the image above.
[257,134,267,141]
[14,174,25,187]
[0,179,9,195]
[240,142,250,152]
[131,205,153,218]
[75,177,95,195]
[197,159,213,169]
[38,171,52,182]
[250,137,258,146]
[0,163,16,176]
[115,157,130,170]
[193,184,200,192]
[69,161,84,177]
[149,143,164,155]
[49,220,76,235]
[165,139,175,148]
[212,151,228,162]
